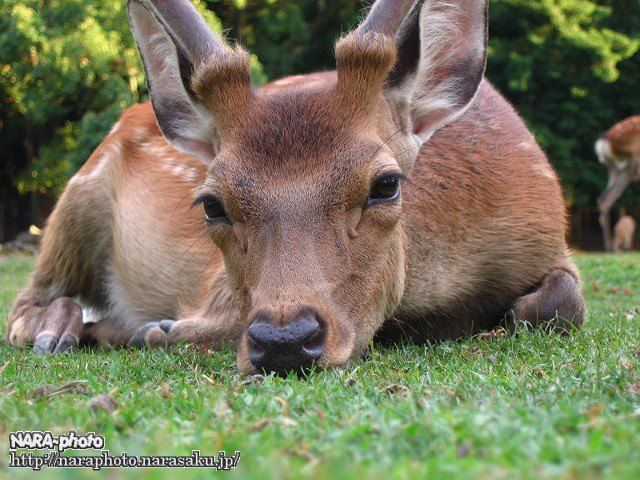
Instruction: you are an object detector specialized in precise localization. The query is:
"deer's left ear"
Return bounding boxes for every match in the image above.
[385,0,489,145]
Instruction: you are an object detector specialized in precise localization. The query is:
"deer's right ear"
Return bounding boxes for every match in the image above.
[127,0,219,162]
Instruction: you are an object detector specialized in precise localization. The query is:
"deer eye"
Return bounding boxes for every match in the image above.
[367,174,402,206]
[193,194,229,223]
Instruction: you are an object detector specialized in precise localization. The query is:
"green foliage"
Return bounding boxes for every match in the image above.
[18,105,124,193]
[0,0,143,194]
[1,0,639,208]
[487,0,640,207]
[211,0,365,79]
[0,0,262,195]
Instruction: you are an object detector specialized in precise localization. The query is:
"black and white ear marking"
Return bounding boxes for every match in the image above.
[127,0,218,162]
[386,0,489,144]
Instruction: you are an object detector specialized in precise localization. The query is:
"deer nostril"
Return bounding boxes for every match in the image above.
[246,322,269,366]
[247,322,273,349]
[246,309,326,373]
[302,321,325,356]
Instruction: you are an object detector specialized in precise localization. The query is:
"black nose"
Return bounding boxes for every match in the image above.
[247,309,325,373]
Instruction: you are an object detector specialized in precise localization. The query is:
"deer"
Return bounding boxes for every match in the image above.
[595,115,640,251]
[613,215,636,253]
[5,0,585,374]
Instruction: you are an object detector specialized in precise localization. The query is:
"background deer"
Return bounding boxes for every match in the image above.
[613,215,636,252]
[596,115,640,251]
[5,0,585,374]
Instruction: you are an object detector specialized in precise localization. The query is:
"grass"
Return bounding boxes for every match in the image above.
[0,252,639,479]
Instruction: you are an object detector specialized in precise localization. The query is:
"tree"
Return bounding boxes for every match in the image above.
[487,0,640,208]
[1,0,639,241]
[206,0,366,79]
[0,0,144,196]
[0,0,264,193]
[0,0,262,239]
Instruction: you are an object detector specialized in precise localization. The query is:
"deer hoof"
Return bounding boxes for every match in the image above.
[54,332,80,353]
[158,319,176,333]
[128,322,160,349]
[33,333,58,355]
[128,320,175,349]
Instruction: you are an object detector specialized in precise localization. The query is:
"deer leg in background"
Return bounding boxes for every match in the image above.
[597,169,631,251]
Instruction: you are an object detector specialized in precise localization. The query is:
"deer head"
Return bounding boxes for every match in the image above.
[127,0,489,373]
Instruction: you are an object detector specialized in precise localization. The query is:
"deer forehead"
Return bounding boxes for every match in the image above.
[203,87,399,184]
[231,84,387,149]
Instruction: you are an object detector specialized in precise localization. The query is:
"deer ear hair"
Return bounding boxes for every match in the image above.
[128,0,253,163]
[385,0,489,144]
[128,0,219,162]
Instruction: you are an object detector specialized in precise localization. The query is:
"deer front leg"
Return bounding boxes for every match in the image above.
[598,169,631,251]
[7,296,84,354]
[128,316,241,351]
[599,208,613,252]
[509,267,585,333]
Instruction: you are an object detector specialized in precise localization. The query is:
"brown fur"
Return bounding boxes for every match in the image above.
[509,269,585,334]
[5,0,585,373]
[6,79,584,370]
[192,48,254,134]
[335,33,397,116]
[613,215,636,252]
[603,115,640,159]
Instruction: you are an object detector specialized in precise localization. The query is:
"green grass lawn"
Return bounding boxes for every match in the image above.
[0,253,638,479]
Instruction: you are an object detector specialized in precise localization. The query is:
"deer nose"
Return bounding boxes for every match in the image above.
[247,309,325,373]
